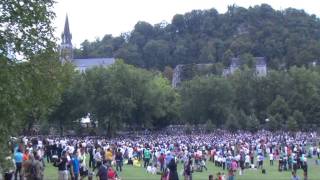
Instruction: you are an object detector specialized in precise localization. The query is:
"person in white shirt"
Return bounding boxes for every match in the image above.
[269,153,274,166]
[245,154,250,168]
[93,149,102,171]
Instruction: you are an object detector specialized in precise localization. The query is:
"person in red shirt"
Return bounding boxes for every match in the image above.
[158,153,165,172]
[107,167,117,180]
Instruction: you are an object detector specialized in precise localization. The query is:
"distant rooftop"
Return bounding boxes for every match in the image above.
[255,57,267,66]
[73,58,115,68]
[230,57,267,66]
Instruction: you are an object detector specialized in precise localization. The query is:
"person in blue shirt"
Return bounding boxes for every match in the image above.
[165,152,173,169]
[14,148,23,180]
[70,152,80,180]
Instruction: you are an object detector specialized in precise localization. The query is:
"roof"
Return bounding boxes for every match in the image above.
[230,57,267,67]
[72,58,115,68]
[255,57,267,66]
[230,57,241,67]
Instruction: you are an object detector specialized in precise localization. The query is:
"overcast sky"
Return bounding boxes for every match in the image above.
[53,0,320,47]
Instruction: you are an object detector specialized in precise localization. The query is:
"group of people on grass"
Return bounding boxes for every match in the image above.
[9,129,320,180]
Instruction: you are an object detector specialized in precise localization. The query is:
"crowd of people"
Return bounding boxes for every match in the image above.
[8,129,320,180]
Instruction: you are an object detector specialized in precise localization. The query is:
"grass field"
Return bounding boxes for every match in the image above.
[44,158,320,180]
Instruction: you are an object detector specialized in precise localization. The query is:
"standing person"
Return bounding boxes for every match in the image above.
[115,149,123,172]
[239,153,245,175]
[70,152,80,180]
[183,158,192,180]
[257,154,264,169]
[245,154,250,168]
[96,160,108,180]
[167,159,179,180]
[44,141,52,163]
[88,145,95,169]
[158,153,165,172]
[79,149,88,179]
[23,152,43,180]
[249,151,254,166]
[105,148,113,166]
[165,152,173,170]
[55,151,69,180]
[93,148,102,172]
[143,148,151,168]
[200,158,208,171]
[302,158,308,180]
[23,154,36,180]
[269,152,274,166]
[14,148,23,180]
[229,159,237,180]
[23,149,30,161]
[227,169,235,180]
[33,153,44,180]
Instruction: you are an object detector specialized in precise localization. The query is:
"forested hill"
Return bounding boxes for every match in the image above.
[74,4,320,70]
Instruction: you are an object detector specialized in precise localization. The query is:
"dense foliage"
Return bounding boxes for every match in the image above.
[49,61,180,136]
[0,55,74,170]
[0,0,75,172]
[74,4,320,70]
[47,64,320,134]
[0,0,56,59]
[180,67,320,132]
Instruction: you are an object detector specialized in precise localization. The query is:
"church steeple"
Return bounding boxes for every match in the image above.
[62,15,72,45]
[60,14,73,63]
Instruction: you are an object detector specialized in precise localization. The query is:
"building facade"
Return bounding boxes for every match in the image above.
[223,57,267,76]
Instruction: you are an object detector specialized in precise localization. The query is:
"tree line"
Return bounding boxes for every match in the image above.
[48,60,180,136]
[43,62,320,135]
[180,66,320,132]
[74,4,320,70]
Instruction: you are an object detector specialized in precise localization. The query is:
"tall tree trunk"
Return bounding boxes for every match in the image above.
[107,121,111,138]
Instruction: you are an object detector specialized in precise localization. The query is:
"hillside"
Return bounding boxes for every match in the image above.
[74,4,320,70]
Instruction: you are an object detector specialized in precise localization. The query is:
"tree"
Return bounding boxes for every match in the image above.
[0,0,56,171]
[172,14,185,33]
[267,95,290,123]
[180,76,234,126]
[225,113,240,132]
[143,40,170,69]
[83,60,179,136]
[287,116,298,131]
[247,114,259,132]
[205,120,215,132]
[267,115,280,132]
[1,0,56,59]
[49,72,87,136]
[21,55,74,134]
[163,66,174,81]
[230,68,256,115]
[292,110,305,128]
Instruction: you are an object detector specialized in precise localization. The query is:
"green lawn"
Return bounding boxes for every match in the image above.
[44,158,320,180]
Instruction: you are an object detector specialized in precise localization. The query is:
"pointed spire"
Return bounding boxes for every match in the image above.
[61,14,72,45]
